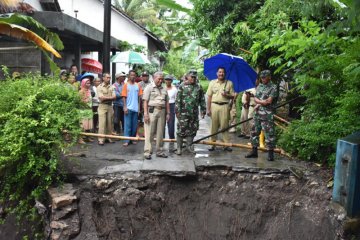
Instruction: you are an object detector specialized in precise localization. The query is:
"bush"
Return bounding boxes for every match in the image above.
[0,73,81,224]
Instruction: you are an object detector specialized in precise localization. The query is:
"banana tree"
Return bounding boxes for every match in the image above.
[0,13,63,72]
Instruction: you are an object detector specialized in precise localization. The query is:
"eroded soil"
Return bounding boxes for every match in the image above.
[72,169,342,240]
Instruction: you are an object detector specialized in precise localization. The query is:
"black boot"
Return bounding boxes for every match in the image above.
[268,150,274,161]
[245,147,258,158]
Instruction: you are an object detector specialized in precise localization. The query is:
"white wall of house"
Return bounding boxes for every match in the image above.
[23,0,157,74]
[25,0,43,11]
[24,0,149,48]
[57,0,148,48]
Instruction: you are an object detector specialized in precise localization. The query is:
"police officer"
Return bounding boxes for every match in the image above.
[143,72,170,160]
[97,72,116,145]
[206,67,235,151]
[245,70,278,161]
[175,72,206,155]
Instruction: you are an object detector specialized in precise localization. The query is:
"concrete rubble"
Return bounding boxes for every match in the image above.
[48,184,80,240]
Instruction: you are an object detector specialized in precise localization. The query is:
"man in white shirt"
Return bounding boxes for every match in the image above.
[165,75,178,151]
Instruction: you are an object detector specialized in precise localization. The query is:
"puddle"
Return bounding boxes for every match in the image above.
[195,153,209,158]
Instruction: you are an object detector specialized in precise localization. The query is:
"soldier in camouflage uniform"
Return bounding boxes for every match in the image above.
[175,72,206,155]
[245,70,278,161]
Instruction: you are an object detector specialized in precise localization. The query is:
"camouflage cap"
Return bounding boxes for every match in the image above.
[188,69,197,76]
[260,70,271,78]
[164,75,173,80]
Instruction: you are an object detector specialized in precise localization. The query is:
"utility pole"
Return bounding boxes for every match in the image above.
[103,0,111,73]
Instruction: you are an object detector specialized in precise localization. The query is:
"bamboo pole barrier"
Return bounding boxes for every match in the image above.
[274,121,287,130]
[239,48,253,54]
[274,114,290,124]
[80,132,281,153]
[192,97,301,144]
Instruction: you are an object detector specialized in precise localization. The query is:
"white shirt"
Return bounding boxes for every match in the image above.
[167,86,178,104]
[92,85,100,106]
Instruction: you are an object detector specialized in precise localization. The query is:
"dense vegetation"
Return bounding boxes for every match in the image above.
[184,0,360,166]
[0,71,81,225]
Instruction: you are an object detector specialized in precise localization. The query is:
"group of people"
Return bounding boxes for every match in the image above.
[64,64,278,162]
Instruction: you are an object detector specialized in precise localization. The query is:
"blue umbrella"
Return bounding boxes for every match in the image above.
[203,53,257,92]
[79,72,95,81]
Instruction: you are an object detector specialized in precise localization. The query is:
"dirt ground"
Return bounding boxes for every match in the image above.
[70,167,346,240]
[1,166,359,240]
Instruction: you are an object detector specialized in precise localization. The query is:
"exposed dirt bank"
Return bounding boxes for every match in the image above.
[1,168,358,240]
[71,169,342,240]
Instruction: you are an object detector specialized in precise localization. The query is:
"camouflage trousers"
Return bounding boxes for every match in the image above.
[177,116,199,138]
[250,117,275,149]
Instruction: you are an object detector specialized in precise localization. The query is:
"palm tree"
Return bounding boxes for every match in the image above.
[113,0,160,26]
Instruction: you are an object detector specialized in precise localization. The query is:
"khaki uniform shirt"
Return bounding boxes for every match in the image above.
[248,88,256,106]
[97,83,115,104]
[143,83,168,107]
[243,87,256,106]
[206,79,234,103]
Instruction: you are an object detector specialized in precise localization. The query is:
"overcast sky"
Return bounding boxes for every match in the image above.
[175,0,193,9]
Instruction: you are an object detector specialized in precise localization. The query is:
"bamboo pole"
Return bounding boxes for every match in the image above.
[192,97,300,144]
[275,121,287,130]
[80,132,281,153]
[239,48,253,55]
[274,114,290,124]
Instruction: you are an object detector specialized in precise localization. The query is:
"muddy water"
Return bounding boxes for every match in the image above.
[70,170,340,240]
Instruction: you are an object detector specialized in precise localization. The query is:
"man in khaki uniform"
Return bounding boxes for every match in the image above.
[143,72,170,159]
[228,93,238,133]
[206,67,235,151]
[97,72,116,145]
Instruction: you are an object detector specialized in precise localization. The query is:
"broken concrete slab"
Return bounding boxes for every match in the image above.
[97,160,143,175]
[48,184,78,209]
[141,157,196,177]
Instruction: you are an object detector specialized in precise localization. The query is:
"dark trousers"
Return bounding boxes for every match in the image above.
[113,105,124,134]
[92,106,98,133]
[167,103,176,139]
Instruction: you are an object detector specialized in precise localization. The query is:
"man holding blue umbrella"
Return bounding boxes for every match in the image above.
[206,67,235,151]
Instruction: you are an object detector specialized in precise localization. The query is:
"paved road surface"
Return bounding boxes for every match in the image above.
[63,117,306,177]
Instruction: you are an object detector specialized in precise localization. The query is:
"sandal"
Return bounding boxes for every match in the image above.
[98,141,104,146]
[156,152,168,158]
[223,146,233,152]
[208,146,216,151]
[123,142,129,147]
